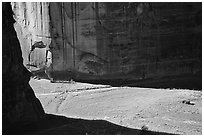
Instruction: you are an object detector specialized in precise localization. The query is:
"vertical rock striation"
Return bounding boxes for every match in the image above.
[11,2,51,70]
[12,2,202,81]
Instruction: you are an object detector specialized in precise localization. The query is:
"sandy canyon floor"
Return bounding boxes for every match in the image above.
[29,78,202,135]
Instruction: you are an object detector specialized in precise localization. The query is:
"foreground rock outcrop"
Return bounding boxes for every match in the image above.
[2,2,45,133]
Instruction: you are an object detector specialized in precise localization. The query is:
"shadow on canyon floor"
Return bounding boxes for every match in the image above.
[81,73,202,90]
[32,69,201,90]
[4,114,175,135]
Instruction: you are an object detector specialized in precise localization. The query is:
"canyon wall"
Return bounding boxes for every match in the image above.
[12,2,51,71]
[97,2,202,79]
[12,2,202,80]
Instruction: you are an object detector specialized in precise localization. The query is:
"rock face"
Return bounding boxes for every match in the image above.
[11,2,51,70]
[12,2,202,81]
[2,2,44,133]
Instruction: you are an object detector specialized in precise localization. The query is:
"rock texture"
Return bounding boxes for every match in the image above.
[12,2,202,81]
[2,2,44,133]
[95,2,202,78]
[11,2,51,70]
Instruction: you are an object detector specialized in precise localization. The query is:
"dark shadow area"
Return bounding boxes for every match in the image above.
[32,70,202,90]
[31,68,50,79]
[2,2,199,135]
[79,73,202,90]
[3,114,176,135]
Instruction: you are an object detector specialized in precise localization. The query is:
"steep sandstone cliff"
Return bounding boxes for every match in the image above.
[12,2,202,81]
